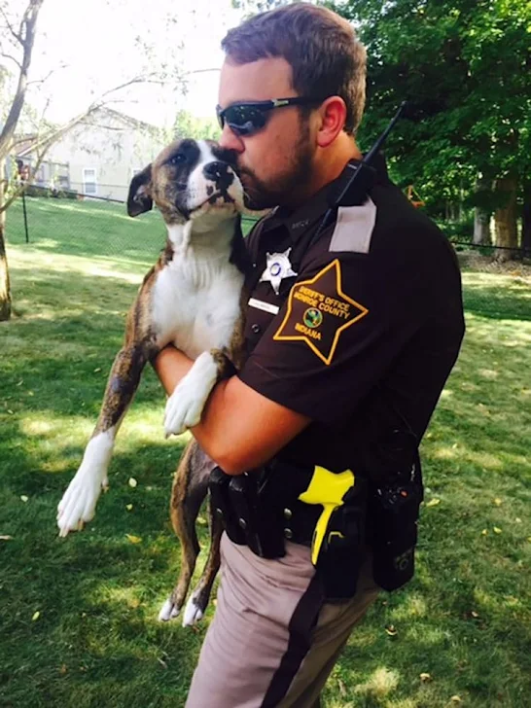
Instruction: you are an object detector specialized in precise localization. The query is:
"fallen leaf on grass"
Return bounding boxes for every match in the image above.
[493,498,502,506]
[493,527,502,534]
[125,534,142,544]
[20,495,28,503]
[420,672,432,683]
[471,611,480,619]
[385,624,398,636]
[93,368,101,373]
[128,477,138,488]
[126,504,133,511]
[426,498,441,507]
[481,529,488,536]
[32,611,40,621]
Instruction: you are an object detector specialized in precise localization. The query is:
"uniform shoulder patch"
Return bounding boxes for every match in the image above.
[329,196,377,254]
[273,259,368,365]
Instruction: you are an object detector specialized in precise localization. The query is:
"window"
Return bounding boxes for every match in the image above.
[83,168,97,196]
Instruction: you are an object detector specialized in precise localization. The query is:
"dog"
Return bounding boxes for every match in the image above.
[57,138,249,625]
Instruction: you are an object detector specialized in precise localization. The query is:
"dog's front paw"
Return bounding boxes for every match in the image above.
[57,466,106,537]
[164,352,219,437]
[57,432,114,537]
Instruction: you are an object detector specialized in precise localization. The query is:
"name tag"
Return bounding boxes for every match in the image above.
[248,298,280,315]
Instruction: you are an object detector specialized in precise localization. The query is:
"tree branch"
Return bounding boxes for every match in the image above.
[0,5,22,44]
[0,50,22,70]
[0,0,45,159]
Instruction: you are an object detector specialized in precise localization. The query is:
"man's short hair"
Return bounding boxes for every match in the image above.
[221,3,366,135]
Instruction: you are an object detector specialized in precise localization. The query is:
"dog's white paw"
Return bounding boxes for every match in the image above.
[182,595,204,627]
[164,352,219,437]
[57,467,105,537]
[57,431,114,537]
[158,598,180,622]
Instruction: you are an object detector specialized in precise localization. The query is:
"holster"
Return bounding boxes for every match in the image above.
[367,455,423,591]
[313,483,367,600]
[208,467,285,558]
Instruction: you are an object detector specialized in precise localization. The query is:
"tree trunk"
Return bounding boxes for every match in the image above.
[0,153,11,320]
[473,210,491,245]
[0,213,11,322]
[523,183,531,259]
[473,176,491,245]
[494,176,519,262]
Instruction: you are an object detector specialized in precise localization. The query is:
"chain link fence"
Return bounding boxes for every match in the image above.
[6,187,530,321]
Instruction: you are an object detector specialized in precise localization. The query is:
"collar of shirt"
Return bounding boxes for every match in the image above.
[258,158,367,244]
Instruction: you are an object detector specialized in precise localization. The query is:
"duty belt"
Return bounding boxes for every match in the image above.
[209,461,367,600]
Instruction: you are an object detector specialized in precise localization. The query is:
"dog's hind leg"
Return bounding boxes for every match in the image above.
[182,491,223,626]
[159,440,215,622]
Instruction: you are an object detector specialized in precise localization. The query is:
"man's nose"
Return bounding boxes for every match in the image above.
[218,124,245,153]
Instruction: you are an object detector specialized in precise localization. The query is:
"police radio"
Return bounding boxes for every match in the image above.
[312,100,408,243]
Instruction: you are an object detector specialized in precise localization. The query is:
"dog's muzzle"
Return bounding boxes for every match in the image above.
[203,161,235,194]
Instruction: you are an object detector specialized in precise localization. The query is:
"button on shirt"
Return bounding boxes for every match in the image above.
[239,158,465,472]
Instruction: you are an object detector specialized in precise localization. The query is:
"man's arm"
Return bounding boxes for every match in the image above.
[154,346,311,475]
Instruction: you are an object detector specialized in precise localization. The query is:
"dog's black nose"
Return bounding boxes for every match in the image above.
[203,161,229,181]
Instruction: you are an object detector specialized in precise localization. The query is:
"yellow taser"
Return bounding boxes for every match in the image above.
[298,466,355,565]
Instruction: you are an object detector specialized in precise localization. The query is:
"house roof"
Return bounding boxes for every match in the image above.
[13,107,162,158]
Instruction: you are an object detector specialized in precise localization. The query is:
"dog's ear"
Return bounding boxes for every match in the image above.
[127,165,153,217]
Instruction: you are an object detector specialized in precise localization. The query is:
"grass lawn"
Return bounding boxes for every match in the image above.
[1,199,530,708]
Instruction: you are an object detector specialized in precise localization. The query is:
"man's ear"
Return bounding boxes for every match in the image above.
[127,165,153,217]
[316,96,347,148]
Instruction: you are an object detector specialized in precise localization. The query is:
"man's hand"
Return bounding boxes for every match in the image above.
[153,346,311,474]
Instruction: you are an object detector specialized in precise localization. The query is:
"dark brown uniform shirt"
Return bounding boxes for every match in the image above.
[239,158,465,475]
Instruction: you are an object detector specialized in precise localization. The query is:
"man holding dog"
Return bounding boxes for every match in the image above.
[155,3,465,706]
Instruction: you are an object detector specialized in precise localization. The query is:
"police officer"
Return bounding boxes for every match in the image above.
[154,4,465,706]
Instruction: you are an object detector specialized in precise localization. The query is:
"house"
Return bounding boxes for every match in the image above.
[13,108,167,203]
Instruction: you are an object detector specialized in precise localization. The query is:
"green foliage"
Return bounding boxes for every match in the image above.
[173,109,221,142]
[333,0,531,210]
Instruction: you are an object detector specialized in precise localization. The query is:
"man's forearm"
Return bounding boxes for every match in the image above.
[152,345,311,474]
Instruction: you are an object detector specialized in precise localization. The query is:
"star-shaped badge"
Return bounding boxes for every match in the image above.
[273,259,369,365]
[259,248,298,295]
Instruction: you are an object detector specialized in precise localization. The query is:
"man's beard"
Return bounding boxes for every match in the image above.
[238,122,314,211]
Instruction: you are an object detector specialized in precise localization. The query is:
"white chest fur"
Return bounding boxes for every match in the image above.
[151,248,244,360]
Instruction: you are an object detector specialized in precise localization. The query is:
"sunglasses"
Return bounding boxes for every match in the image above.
[216,97,324,137]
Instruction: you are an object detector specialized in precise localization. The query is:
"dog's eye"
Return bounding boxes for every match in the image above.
[169,154,186,166]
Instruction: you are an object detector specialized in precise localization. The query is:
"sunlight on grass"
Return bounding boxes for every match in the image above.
[390,594,427,621]
[19,409,188,464]
[354,667,400,698]
[9,247,146,284]
[405,625,450,646]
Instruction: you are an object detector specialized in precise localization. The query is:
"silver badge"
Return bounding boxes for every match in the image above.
[259,248,298,295]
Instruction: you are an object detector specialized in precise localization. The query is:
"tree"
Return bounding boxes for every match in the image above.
[0,0,186,321]
[335,0,531,260]
[174,109,221,142]
[0,0,44,321]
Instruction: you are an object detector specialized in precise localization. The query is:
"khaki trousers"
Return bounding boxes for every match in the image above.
[186,533,380,708]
